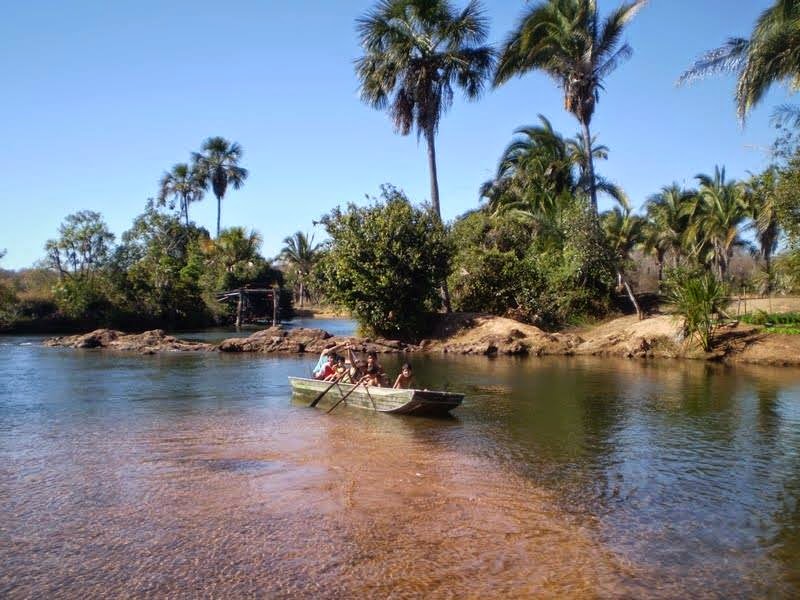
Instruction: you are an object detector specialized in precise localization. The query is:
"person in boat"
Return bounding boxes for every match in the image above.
[313,341,347,380]
[366,351,389,386]
[359,365,383,387]
[327,355,348,381]
[393,363,415,389]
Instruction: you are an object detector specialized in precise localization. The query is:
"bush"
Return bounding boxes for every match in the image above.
[666,269,727,351]
[314,186,450,339]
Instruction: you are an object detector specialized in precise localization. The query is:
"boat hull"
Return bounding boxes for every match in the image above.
[289,377,463,416]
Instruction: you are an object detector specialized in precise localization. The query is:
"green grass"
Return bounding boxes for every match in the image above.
[740,310,800,334]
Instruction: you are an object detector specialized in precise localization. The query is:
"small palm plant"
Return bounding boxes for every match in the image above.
[666,271,727,352]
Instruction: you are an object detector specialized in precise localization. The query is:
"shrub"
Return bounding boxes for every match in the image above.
[666,270,727,351]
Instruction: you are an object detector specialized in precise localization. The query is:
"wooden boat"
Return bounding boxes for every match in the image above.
[288,376,463,416]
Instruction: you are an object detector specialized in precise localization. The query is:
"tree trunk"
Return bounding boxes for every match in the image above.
[765,252,772,296]
[424,125,451,312]
[235,289,243,329]
[618,270,643,320]
[299,280,305,308]
[216,194,222,238]
[424,126,441,220]
[580,120,598,215]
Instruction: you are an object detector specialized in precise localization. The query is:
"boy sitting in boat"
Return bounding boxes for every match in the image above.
[359,366,383,387]
[393,363,415,389]
[366,351,389,386]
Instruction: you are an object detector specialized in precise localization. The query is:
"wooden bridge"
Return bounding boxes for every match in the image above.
[216,287,281,327]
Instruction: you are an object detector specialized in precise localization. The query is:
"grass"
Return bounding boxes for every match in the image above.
[740,310,800,335]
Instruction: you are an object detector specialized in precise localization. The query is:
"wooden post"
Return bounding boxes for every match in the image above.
[272,287,279,326]
[236,288,243,329]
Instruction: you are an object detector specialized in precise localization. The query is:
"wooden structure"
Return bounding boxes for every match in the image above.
[216,287,280,328]
[288,377,464,416]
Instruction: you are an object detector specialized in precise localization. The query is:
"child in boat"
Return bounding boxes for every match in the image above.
[393,363,415,389]
[313,341,347,379]
[329,355,348,381]
[366,351,389,386]
[359,366,382,387]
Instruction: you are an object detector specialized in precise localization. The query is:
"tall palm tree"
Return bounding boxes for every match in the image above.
[281,232,320,307]
[679,0,800,121]
[355,0,495,220]
[642,183,694,286]
[494,0,646,214]
[157,163,205,227]
[744,168,782,294]
[601,206,644,319]
[687,167,748,281]
[192,137,248,237]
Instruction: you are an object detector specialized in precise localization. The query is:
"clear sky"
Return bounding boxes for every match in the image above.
[0,0,790,270]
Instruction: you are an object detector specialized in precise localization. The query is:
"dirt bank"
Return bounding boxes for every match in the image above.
[42,313,800,367]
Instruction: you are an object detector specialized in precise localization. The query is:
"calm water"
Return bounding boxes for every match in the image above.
[1,325,800,598]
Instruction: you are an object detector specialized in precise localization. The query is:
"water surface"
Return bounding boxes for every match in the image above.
[1,330,799,598]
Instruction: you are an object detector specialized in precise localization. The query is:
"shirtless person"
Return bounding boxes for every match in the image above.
[393,363,415,389]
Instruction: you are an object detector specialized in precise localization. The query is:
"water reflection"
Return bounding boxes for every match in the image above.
[1,340,800,597]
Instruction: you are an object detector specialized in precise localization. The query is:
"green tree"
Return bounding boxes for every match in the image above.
[112,201,211,325]
[281,232,320,307]
[666,269,727,352]
[744,167,782,294]
[679,0,800,120]
[314,186,450,339]
[44,211,115,318]
[642,183,694,287]
[355,0,495,220]
[157,163,205,227]
[686,167,748,281]
[494,0,646,214]
[192,137,248,237]
[601,206,644,319]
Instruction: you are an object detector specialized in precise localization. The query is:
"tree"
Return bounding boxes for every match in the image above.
[192,137,248,237]
[494,0,646,214]
[601,206,644,319]
[642,183,694,286]
[679,0,800,121]
[744,168,781,294]
[355,0,495,220]
[281,232,320,307]
[687,167,748,281]
[314,186,450,339]
[45,211,115,280]
[157,163,205,227]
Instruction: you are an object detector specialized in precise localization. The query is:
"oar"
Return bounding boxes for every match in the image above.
[309,372,346,408]
[327,381,363,414]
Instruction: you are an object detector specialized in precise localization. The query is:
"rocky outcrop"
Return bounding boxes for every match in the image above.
[217,327,417,354]
[43,329,215,354]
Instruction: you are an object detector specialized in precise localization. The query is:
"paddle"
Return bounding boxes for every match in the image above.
[309,372,346,408]
[326,381,364,414]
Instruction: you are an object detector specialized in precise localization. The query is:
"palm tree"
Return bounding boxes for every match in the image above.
[281,232,320,307]
[355,0,495,220]
[192,137,248,237]
[744,168,782,294]
[642,183,694,287]
[601,206,644,319]
[214,227,263,273]
[679,0,800,121]
[494,0,646,214]
[687,167,748,281]
[157,163,205,227]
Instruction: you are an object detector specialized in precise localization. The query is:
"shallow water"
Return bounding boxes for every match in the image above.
[1,330,800,598]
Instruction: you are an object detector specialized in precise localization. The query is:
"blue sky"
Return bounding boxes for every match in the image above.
[0,0,790,270]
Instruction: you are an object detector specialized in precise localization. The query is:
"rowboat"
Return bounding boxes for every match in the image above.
[288,376,463,416]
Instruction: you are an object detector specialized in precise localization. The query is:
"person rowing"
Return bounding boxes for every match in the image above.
[312,341,348,380]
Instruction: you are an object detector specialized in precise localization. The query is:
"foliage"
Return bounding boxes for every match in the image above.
[448,202,616,328]
[494,0,646,212]
[665,269,728,352]
[157,163,205,226]
[44,211,115,279]
[314,186,450,339]
[280,232,321,307]
[679,0,800,120]
[740,310,800,335]
[355,0,495,218]
[192,137,248,237]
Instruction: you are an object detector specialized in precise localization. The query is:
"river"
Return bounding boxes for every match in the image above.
[1,320,799,598]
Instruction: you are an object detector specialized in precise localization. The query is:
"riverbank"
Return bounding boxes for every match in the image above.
[42,311,800,367]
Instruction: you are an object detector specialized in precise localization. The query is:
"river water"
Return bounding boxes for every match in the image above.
[1,321,800,598]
